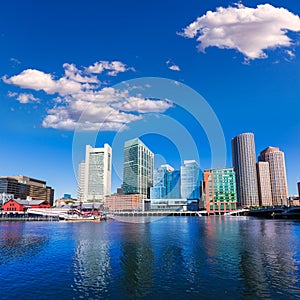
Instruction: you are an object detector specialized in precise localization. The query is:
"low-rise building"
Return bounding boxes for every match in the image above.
[105,194,142,211]
[2,199,50,212]
[289,196,300,207]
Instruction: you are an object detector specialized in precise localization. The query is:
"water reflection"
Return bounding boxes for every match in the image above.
[72,223,111,298]
[238,219,300,299]
[0,222,48,265]
[0,218,300,299]
[118,223,154,298]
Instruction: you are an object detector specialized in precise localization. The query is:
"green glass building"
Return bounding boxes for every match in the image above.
[202,168,237,214]
[123,138,154,208]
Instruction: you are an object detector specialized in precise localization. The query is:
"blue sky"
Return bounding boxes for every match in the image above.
[1,0,300,198]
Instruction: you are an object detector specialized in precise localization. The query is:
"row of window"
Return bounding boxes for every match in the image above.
[6,207,17,211]
[209,203,236,210]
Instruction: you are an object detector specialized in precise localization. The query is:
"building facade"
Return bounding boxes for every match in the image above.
[105,194,142,211]
[298,182,300,199]
[202,168,237,214]
[259,147,288,206]
[2,199,50,212]
[0,176,54,205]
[232,133,259,207]
[150,164,180,199]
[180,160,201,200]
[79,144,112,202]
[77,161,85,202]
[256,162,273,207]
[123,138,154,207]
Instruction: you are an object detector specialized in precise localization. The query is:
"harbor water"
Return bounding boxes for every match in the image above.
[0,216,300,299]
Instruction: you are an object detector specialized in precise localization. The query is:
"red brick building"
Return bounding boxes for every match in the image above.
[105,194,141,211]
[2,199,50,212]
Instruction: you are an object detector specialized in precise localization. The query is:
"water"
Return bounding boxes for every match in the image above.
[0,217,300,299]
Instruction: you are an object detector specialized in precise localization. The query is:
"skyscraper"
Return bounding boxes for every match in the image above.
[123,138,154,208]
[256,162,273,207]
[78,144,112,202]
[232,133,259,207]
[150,164,181,199]
[77,161,85,202]
[259,147,288,206]
[180,160,201,200]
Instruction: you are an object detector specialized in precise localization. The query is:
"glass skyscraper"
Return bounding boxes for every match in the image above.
[150,164,181,199]
[123,138,154,204]
[180,160,201,200]
[232,133,259,207]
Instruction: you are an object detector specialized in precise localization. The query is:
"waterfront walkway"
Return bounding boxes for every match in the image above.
[108,210,206,217]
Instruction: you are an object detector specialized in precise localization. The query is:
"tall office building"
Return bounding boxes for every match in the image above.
[77,161,85,202]
[78,144,112,202]
[150,164,180,199]
[256,162,273,207]
[232,133,259,207]
[0,176,54,205]
[123,138,154,209]
[202,168,237,214]
[180,160,201,200]
[259,147,288,206]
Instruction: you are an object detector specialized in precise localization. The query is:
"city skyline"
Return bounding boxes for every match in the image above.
[1,0,300,198]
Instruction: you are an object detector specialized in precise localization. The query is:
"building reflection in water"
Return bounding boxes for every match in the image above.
[201,216,300,298]
[72,223,111,298]
[118,222,154,298]
[238,219,299,299]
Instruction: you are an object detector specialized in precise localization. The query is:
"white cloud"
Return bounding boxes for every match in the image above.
[17,93,39,104]
[63,63,99,83]
[3,61,172,131]
[86,60,135,76]
[179,3,300,60]
[166,60,181,71]
[8,91,18,98]
[8,91,39,104]
[3,69,57,92]
[169,65,180,71]
[286,50,295,59]
[116,97,173,113]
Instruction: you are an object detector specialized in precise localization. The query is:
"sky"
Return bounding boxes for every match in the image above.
[1,0,300,198]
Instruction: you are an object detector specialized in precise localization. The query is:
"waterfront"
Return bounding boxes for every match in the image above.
[1,217,300,299]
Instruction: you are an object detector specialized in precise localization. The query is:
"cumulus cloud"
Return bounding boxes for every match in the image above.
[86,60,135,76]
[166,60,181,71]
[17,93,39,104]
[8,91,39,104]
[179,3,300,60]
[63,63,99,83]
[3,61,172,131]
[117,97,173,113]
[3,69,85,96]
